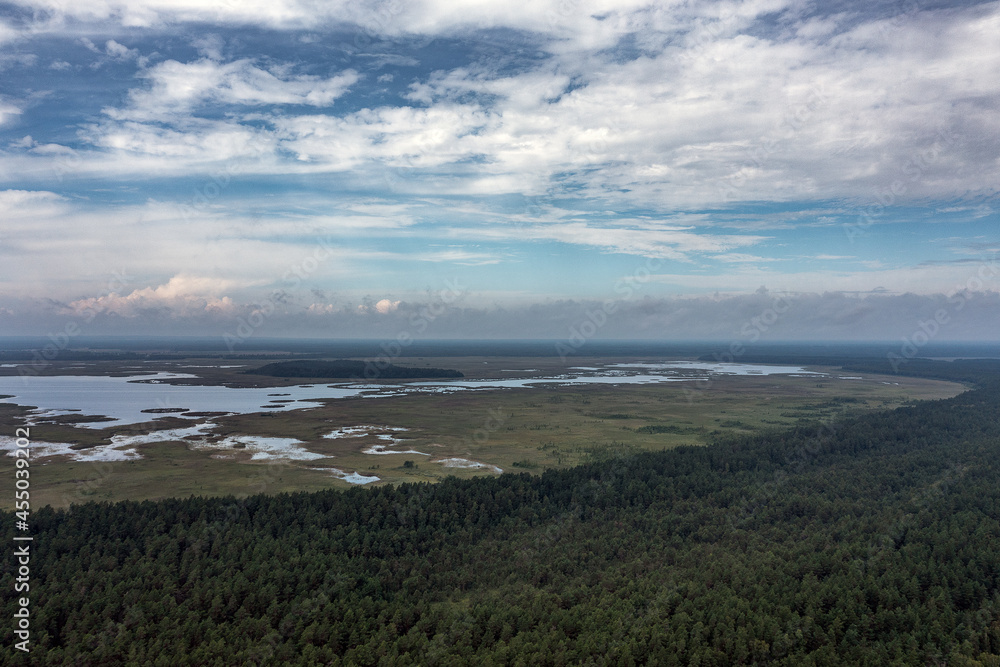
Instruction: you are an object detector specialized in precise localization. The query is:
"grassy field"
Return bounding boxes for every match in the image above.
[0,357,967,508]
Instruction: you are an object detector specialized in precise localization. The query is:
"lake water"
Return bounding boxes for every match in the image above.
[0,362,821,429]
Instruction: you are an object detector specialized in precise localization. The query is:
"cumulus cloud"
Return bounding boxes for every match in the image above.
[105,39,141,61]
[61,274,240,318]
[307,302,336,315]
[375,298,400,313]
[356,298,400,314]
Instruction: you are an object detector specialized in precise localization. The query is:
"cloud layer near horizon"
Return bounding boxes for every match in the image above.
[6,281,1000,344]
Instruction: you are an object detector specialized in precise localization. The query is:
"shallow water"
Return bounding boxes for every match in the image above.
[0,435,142,462]
[607,361,821,375]
[311,467,380,485]
[323,426,428,456]
[434,457,503,474]
[186,435,327,462]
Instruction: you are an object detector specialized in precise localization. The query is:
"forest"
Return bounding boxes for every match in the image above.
[2,361,1000,665]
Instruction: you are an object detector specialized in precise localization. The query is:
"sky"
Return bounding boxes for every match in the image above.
[0,0,998,342]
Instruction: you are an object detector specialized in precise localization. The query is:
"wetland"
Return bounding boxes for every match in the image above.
[0,353,966,508]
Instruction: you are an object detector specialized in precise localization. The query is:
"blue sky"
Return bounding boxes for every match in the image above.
[0,0,998,340]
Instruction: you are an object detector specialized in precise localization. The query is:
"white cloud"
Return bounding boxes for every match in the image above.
[0,189,66,217]
[104,39,145,64]
[0,20,18,45]
[374,298,399,314]
[10,1,997,213]
[0,99,22,127]
[307,302,336,315]
[108,58,360,121]
[4,0,653,42]
[448,221,767,260]
[62,274,240,318]
[0,197,382,301]
[355,298,400,314]
[648,259,1000,296]
[710,253,775,263]
[191,34,224,60]
[87,119,274,162]
[275,103,491,169]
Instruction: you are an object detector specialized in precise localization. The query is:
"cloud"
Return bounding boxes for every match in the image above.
[0,99,22,127]
[7,1,996,213]
[0,197,376,301]
[374,298,400,314]
[274,103,491,169]
[0,20,18,45]
[448,221,767,260]
[10,287,1000,341]
[0,188,63,205]
[191,34,224,60]
[63,1,996,211]
[105,39,134,58]
[307,302,336,315]
[85,119,274,162]
[4,0,652,40]
[61,274,240,318]
[352,298,403,315]
[0,189,67,219]
[107,58,360,121]
[647,259,1000,296]
[709,253,775,264]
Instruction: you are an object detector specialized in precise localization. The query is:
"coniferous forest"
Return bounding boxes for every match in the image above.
[3,367,1000,665]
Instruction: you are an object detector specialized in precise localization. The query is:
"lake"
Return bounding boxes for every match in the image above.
[0,362,821,428]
